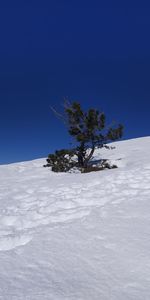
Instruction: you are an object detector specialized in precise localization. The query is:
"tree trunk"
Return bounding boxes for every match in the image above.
[78,152,84,167]
[77,142,85,167]
[84,144,95,167]
[77,143,95,169]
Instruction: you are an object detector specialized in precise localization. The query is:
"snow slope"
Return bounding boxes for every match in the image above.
[0,137,150,299]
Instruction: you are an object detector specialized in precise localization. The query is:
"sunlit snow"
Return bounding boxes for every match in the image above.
[0,137,150,299]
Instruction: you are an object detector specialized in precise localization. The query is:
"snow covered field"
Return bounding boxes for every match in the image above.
[0,137,150,299]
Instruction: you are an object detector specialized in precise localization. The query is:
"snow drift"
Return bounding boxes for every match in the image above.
[0,137,150,299]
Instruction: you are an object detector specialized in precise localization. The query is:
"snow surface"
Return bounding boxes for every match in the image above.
[0,137,150,299]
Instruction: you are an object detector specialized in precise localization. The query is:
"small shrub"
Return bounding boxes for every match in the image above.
[44,149,77,172]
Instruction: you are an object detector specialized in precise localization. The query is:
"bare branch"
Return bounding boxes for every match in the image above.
[50,106,67,125]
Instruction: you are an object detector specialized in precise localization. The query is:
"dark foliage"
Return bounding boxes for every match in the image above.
[44,149,77,172]
[44,101,123,173]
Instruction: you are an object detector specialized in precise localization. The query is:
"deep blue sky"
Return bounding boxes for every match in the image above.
[0,0,150,164]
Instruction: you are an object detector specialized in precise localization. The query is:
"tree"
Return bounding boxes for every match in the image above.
[44,101,123,172]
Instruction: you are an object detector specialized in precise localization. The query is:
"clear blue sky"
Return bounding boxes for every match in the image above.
[0,0,150,164]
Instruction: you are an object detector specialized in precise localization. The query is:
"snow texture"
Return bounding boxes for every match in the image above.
[0,137,150,299]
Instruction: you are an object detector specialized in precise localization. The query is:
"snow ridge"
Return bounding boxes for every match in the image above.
[0,137,150,299]
[0,137,149,251]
